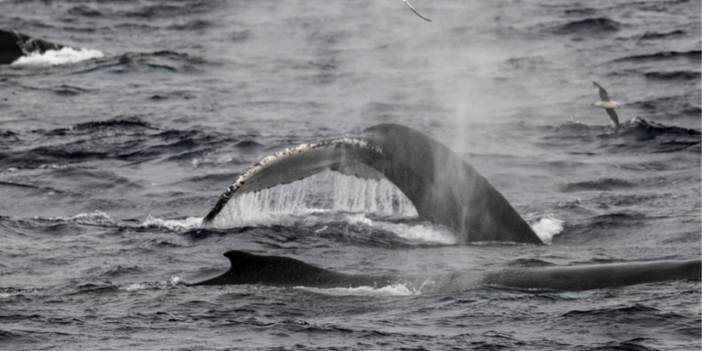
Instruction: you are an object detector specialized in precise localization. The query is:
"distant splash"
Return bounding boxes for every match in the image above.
[295,283,419,297]
[140,215,202,231]
[343,213,457,245]
[210,170,418,228]
[49,210,116,226]
[12,47,104,66]
[123,283,149,292]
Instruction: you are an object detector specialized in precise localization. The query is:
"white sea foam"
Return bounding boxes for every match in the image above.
[343,213,457,245]
[295,283,418,296]
[169,276,183,286]
[12,47,104,66]
[48,210,116,226]
[140,215,202,231]
[123,283,149,292]
[529,214,564,244]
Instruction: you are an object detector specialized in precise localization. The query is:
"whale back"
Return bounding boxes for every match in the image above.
[0,29,63,65]
[484,259,701,290]
[192,251,700,290]
[191,250,392,287]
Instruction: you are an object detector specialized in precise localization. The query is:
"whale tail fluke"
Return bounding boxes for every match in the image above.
[202,124,543,244]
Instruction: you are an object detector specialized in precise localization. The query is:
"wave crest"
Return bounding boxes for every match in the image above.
[12,47,104,66]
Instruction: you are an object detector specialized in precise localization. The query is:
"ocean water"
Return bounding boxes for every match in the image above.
[0,0,700,350]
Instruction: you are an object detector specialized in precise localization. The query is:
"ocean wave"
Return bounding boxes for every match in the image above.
[295,283,419,297]
[614,50,701,62]
[583,339,658,351]
[50,84,91,97]
[123,283,149,292]
[1,118,234,168]
[120,1,217,19]
[181,227,232,241]
[49,210,116,226]
[74,117,155,131]
[590,211,648,222]
[562,304,665,318]
[576,211,647,230]
[98,265,143,279]
[553,17,620,34]
[12,47,104,66]
[543,118,701,154]
[0,180,64,194]
[562,7,598,16]
[42,117,154,137]
[343,214,457,245]
[0,329,31,343]
[68,282,119,295]
[140,215,202,231]
[505,258,555,267]
[68,50,209,75]
[168,19,212,31]
[553,211,651,244]
[549,120,606,135]
[629,97,701,119]
[66,4,103,18]
[0,287,40,300]
[644,70,700,81]
[619,117,701,150]
[561,178,636,192]
[117,50,208,71]
[120,282,168,292]
[638,29,685,40]
[591,193,662,207]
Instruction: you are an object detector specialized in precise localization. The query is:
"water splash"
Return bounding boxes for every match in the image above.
[12,47,104,66]
[210,170,418,228]
[343,213,457,244]
[295,283,419,296]
[48,210,116,226]
[140,215,202,231]
[169,276,183,287]
[529,214,564,244]
[123,283,149,292]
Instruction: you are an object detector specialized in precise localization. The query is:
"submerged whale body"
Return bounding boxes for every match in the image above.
[0,29,64,65]
[192,251,701,291]
[203,124,542,244]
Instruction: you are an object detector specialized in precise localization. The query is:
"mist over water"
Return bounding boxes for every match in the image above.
[0,0,700,350]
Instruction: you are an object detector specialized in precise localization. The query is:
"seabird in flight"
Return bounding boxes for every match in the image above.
[592,81,621,130]
[402,0,432,22]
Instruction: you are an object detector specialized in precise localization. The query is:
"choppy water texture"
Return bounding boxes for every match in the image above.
[1,0,700,350]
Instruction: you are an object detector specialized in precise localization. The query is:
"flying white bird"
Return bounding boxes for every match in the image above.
[402,0,432,22]
[592,81,621,130]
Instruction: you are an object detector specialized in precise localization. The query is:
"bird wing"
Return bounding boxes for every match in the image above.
[402,0,432,22]
[606,108,619,128]
[593,81,610,101]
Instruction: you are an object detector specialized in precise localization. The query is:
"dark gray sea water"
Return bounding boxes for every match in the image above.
[1,0,700,350]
